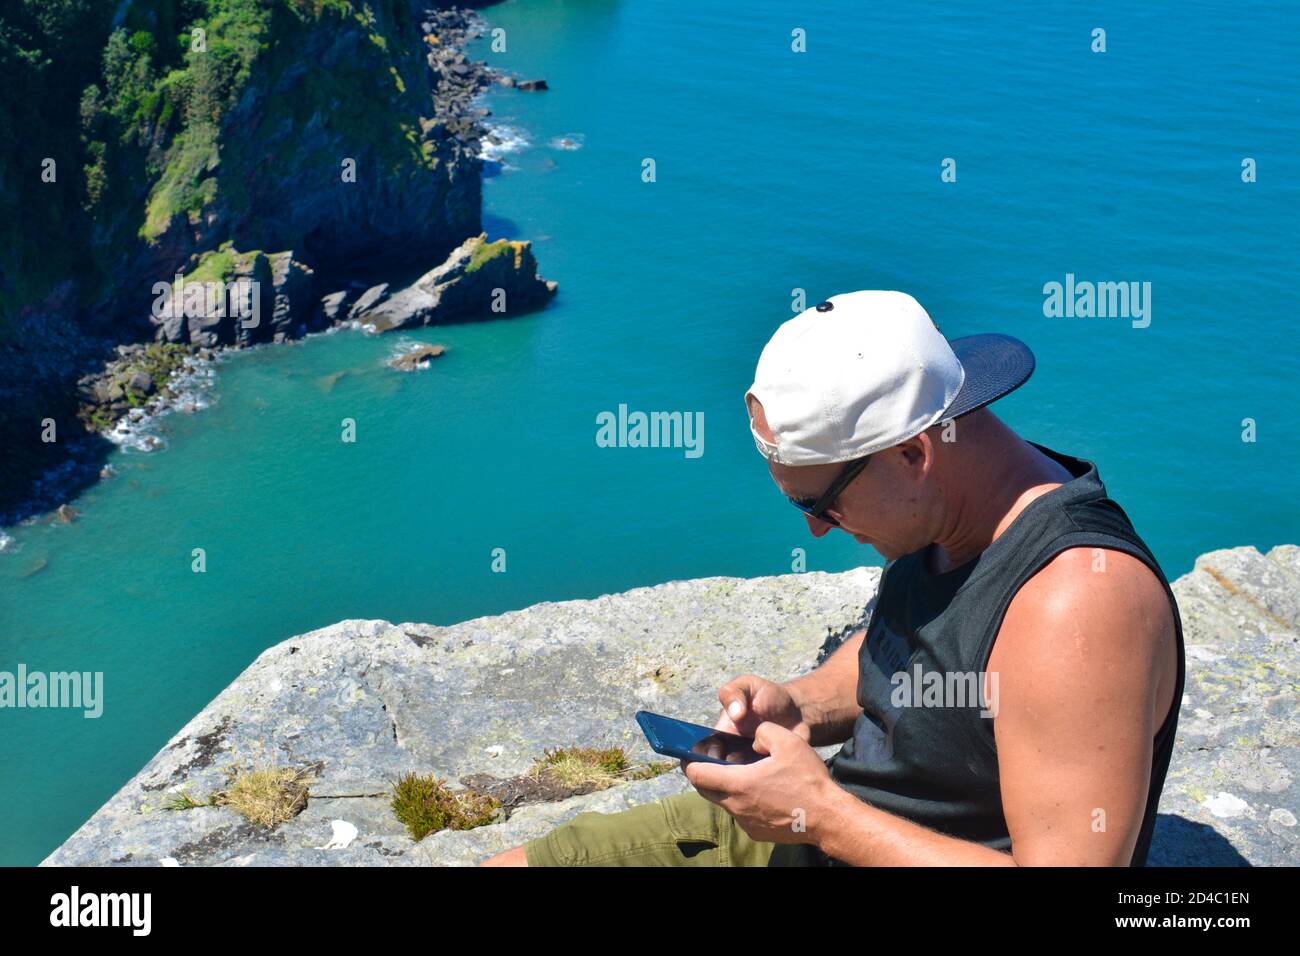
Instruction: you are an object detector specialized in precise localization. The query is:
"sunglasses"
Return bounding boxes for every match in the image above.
[787,454,871,527]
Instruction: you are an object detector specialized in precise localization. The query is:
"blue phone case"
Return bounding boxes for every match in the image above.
[635,709,760,765]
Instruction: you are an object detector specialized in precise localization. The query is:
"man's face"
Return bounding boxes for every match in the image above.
[769,456,927,560]
[749,397,935,560]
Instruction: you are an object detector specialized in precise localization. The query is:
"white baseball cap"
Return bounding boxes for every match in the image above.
[745,290,1034,465]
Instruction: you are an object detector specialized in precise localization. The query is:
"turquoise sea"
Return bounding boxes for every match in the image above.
[1,0,1296,865]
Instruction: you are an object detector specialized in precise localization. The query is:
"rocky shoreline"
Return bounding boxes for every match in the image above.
[0,3,554,527]
[73,230,557,455]
[77,343,213,437]
[43,545,1299,866]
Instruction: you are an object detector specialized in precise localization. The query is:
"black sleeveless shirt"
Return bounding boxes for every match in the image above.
[822,443,1185,866]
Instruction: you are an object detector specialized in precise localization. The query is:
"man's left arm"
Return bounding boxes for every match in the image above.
[690,548,1176,866]
[817,548,1175,865]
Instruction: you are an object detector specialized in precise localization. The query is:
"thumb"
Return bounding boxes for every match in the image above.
[752,721,795,757]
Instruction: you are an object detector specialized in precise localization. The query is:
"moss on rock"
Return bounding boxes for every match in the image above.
[464,237,527,274]
[391,773,500,842]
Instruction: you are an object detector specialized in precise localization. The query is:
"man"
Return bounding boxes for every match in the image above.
[483,290,1184,866]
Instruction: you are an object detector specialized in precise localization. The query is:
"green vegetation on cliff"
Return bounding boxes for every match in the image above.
[465,237,527,274]
[0,0,456,340]
[391,773,500,841]
[0,1,113,328]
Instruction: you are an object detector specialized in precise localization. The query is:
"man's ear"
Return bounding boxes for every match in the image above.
[898,432,935,476]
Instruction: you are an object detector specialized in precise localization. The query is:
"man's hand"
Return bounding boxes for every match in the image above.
[714,674,811,742]
[684,722,839,844]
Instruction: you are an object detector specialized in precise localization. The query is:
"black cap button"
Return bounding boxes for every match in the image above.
[815,301,834,312]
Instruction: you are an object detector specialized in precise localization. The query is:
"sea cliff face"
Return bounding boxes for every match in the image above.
[0,1,480,327]
[0,2,552,523]
[43,545,1299,867]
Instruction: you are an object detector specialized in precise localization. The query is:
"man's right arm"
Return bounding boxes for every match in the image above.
[784,628,865,746]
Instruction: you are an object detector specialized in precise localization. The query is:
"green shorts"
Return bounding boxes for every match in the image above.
[522,789,824,867]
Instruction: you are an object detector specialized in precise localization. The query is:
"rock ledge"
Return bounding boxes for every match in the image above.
[44,547,1298,867]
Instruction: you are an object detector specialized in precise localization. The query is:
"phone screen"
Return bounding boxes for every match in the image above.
[636,710,762,765]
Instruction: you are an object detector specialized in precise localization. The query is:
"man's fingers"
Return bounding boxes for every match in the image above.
[752,720,795,755]
[693,784,730,806]
[712,712,741,735]
[684,758,735,796]
[717,679,752,723]
[718,675,765,732]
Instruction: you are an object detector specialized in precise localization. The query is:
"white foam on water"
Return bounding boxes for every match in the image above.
[549,132,585,151]
[387,339,443,372]
[0,531,16,555]
[387,337,421,360]
[104,356,217,453]
[480,123,531,163]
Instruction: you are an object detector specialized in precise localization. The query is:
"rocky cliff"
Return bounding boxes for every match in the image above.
[0,1,553,522]
[43,545,1299,866]
[1,1,482,328]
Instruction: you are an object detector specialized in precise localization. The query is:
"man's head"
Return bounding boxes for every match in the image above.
[748,393,992,559]
[745,291,1035,559]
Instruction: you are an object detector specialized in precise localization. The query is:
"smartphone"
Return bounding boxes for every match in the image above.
[635,709,762,765]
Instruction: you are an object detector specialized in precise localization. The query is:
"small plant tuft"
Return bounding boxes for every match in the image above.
[215,765,312,827]
[628,760,676,781]
[391,773,500,842]
[163,788,216,811]
[531,745,632,791]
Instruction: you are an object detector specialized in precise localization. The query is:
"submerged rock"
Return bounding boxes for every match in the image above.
[42,545,1300,866]
[21,556,49,578]
[388,344,447,371]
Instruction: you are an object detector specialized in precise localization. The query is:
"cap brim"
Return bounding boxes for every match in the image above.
[942,333,1035,421]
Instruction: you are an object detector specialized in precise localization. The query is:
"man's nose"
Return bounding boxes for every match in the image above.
[804,514,834,537]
